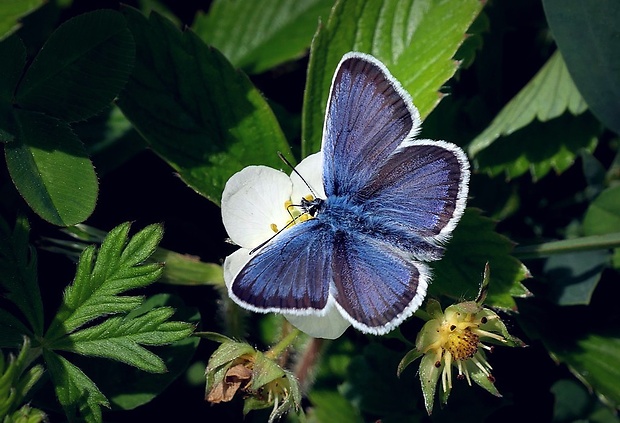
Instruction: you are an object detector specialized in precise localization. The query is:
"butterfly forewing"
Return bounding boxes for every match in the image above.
[231,219,332,312]
[322,53,419,198]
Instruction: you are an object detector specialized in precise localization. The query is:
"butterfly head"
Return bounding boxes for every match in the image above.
[300,196,324,217]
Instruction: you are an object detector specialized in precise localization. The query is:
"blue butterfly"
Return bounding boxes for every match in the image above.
[229,52,470,335]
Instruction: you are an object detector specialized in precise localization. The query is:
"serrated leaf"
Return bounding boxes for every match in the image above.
[5,109,98,226]
[43,350,109,423]
[431,209,531,310]
[15,9,135,122]
[0,0,45,41]
[473,113,599,181]
[543,0,620,135]
[193,0,334,74]
[468,51,588,157]
[45,223,164,340]
[84,293,200,410]
[117,7,292,206]
[54,307,193,373]
[0,215,43,336]
[302,0,484,157]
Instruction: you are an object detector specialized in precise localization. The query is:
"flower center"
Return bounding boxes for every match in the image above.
[445,326,480,361]
[270,196,316,233]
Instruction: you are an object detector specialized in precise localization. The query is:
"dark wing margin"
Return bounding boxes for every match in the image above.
[230,219,332,313]
[321,52,420,198]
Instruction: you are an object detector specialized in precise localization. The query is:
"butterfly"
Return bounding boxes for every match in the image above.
[228,52,470,335]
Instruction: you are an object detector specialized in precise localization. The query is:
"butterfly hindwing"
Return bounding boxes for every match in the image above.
[231,219,332,313]
[330,230,429,334]
[322,52,420,198]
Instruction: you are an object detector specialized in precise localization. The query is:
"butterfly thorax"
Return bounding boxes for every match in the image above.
[312,195,373,233]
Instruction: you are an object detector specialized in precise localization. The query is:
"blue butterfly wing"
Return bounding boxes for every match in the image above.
[331,231,429,334]
[322,53,418,197]
[231,219,332,312]
[358,140,469,258]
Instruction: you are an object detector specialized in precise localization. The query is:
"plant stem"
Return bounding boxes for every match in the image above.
[513,232,620,259]
[266,327,301,359]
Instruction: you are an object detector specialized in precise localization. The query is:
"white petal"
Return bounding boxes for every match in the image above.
[291,152,326,202]
[222,248,252,289]
[284,298,350,339]
[221,166,293,249]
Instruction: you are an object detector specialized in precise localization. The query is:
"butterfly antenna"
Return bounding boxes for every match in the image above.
[277,151,319,199]
[249,218,296,255]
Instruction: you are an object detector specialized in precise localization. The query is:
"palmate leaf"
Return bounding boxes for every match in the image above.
[43,350,109,423]
[45,222,164,340]
[41,222,195,421]
[54,307,194,373]
[2,9,135,226]
[302,0,484,157]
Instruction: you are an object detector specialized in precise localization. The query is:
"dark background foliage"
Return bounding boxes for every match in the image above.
[1,0,618,421]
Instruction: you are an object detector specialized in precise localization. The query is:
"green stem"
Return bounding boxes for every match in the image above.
[513,232,620,259]
[265,327,301,359]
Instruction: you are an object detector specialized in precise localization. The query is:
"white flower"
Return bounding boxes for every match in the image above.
[221,153,350,339]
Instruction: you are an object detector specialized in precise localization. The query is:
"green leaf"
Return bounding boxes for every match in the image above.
[0,338,44,418]
[396,348,423,377]
[5,109,98,226]
[15,9,135,122]
[193,0,334,74]
[431,208,531,310]
[302,0,484,157]
[75,105,147,176]
[117,7,292,206]
[0,35,26,104]
[342,344,421,419]
[583,186,620,237]
[543,250,609,306]
[0,0,45,41]
[45,222,164,340]
[519,300,620,409]
[468,51,588,157]
[308,390,362,423]
[83,294,200,410]
[0,215,43,336]
[43,350,109,423]
[473,113,599,181]
[56,306,193,373]
[583,186,620,268]
[543,0,620,135]
[0,310,31,348]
